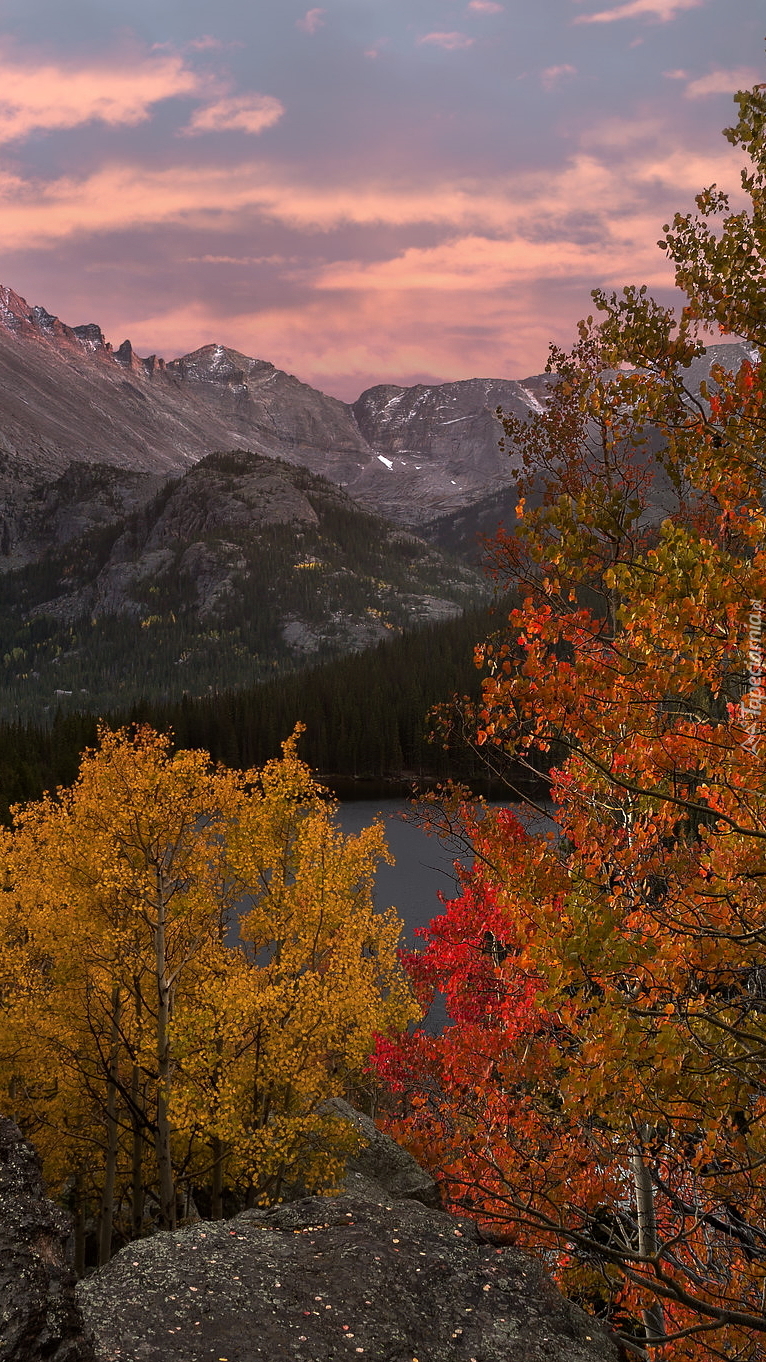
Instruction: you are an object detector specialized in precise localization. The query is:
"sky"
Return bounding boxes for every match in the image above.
[0,0,761,400]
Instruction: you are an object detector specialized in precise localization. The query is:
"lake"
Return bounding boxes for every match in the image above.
[335,799,470,950]
[336,799,478,1033]
[336,798,557,1031]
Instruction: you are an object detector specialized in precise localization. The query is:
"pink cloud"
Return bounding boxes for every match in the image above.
[684,67,761,99]
[418,32,475,51]
[186,36,229,51]
[0,131,743,251]
[0,47,205,142]
[15,121,744,400]
[467,1,504,12]
[574,0,702,23]
[312,229,672,296]
[541,64,577,90]
[580,115,663,149]
[183,94,284,136]
[0,99,748,399]
[185,254,295,265]
[296,9,326,34]
[120,291,560,402]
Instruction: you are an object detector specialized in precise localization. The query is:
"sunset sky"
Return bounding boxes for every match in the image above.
[0,0,761,399]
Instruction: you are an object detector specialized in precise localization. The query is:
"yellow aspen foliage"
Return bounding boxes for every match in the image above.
[0,723,416,1254]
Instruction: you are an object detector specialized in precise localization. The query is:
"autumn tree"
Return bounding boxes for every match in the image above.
[374,77,766,1360]
[170,739,415,1212]
[0,724,415,1261]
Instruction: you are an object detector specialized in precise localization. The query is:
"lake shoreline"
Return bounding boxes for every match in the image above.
[320,769,548,803]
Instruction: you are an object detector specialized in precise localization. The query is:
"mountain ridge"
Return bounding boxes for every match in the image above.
[1,282,753,555]
[0,283,542,550]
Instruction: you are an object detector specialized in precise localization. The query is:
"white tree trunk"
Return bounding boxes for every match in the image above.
[631,1146,665,1346]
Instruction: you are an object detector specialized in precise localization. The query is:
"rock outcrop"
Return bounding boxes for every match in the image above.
[1,1104,617,1362]
[328,1096,440,1208]
[0,1118,94,1362]
[78,1190,618,1362]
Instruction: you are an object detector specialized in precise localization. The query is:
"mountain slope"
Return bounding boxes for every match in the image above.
[0,450,485,721]
[1,283,755,563]
[349,375,547,523]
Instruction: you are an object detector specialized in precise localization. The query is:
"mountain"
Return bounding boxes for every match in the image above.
[0,282,756,721]
[0,283,756,567]
[0,284,547,566]
[0,449,484,721]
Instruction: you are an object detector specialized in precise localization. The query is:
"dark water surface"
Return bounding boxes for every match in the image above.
[335,799,557,1032]
[335,799,470,949]
[336,798,557,941]
[336,799,469,1032]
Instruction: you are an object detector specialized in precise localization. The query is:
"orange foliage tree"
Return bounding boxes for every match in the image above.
[0,725,415,1265]
[373,79,766,1359]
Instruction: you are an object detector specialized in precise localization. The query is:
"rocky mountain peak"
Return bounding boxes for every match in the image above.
[0,285,111,356]
[113,339,166,375]
[0,283,40,335]
[72,322,107,351]
[166,343,276,390]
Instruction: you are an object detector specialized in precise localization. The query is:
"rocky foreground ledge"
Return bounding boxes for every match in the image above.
[2,1107,619,1362]
[78,1190,618,1362]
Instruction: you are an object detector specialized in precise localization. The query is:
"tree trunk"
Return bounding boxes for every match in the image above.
[130,1067,145,1240]
[73,1173,86,1279]
[130,978,146,1240]
[154,870,176,1231]
[98,985,121,1266]
[211,1134,224,1221]
[210,1033,225,1220]
[631,1147,665,1346]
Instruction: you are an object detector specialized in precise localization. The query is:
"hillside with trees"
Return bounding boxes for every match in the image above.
[0,450,483,722]
[0,603,521,821]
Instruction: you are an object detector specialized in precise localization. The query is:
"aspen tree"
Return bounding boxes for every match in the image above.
[375,77,766,1360]
[0,725,416,1252]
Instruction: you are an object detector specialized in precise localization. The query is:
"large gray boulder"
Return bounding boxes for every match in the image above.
[78,1190,618,1362]
[326,1097,440,1207]
[0,1118,94,1362]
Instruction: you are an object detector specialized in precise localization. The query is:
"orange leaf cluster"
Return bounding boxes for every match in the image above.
[375,78,766,1361]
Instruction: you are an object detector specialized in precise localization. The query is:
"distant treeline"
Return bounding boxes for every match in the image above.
[0,604,526,822]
